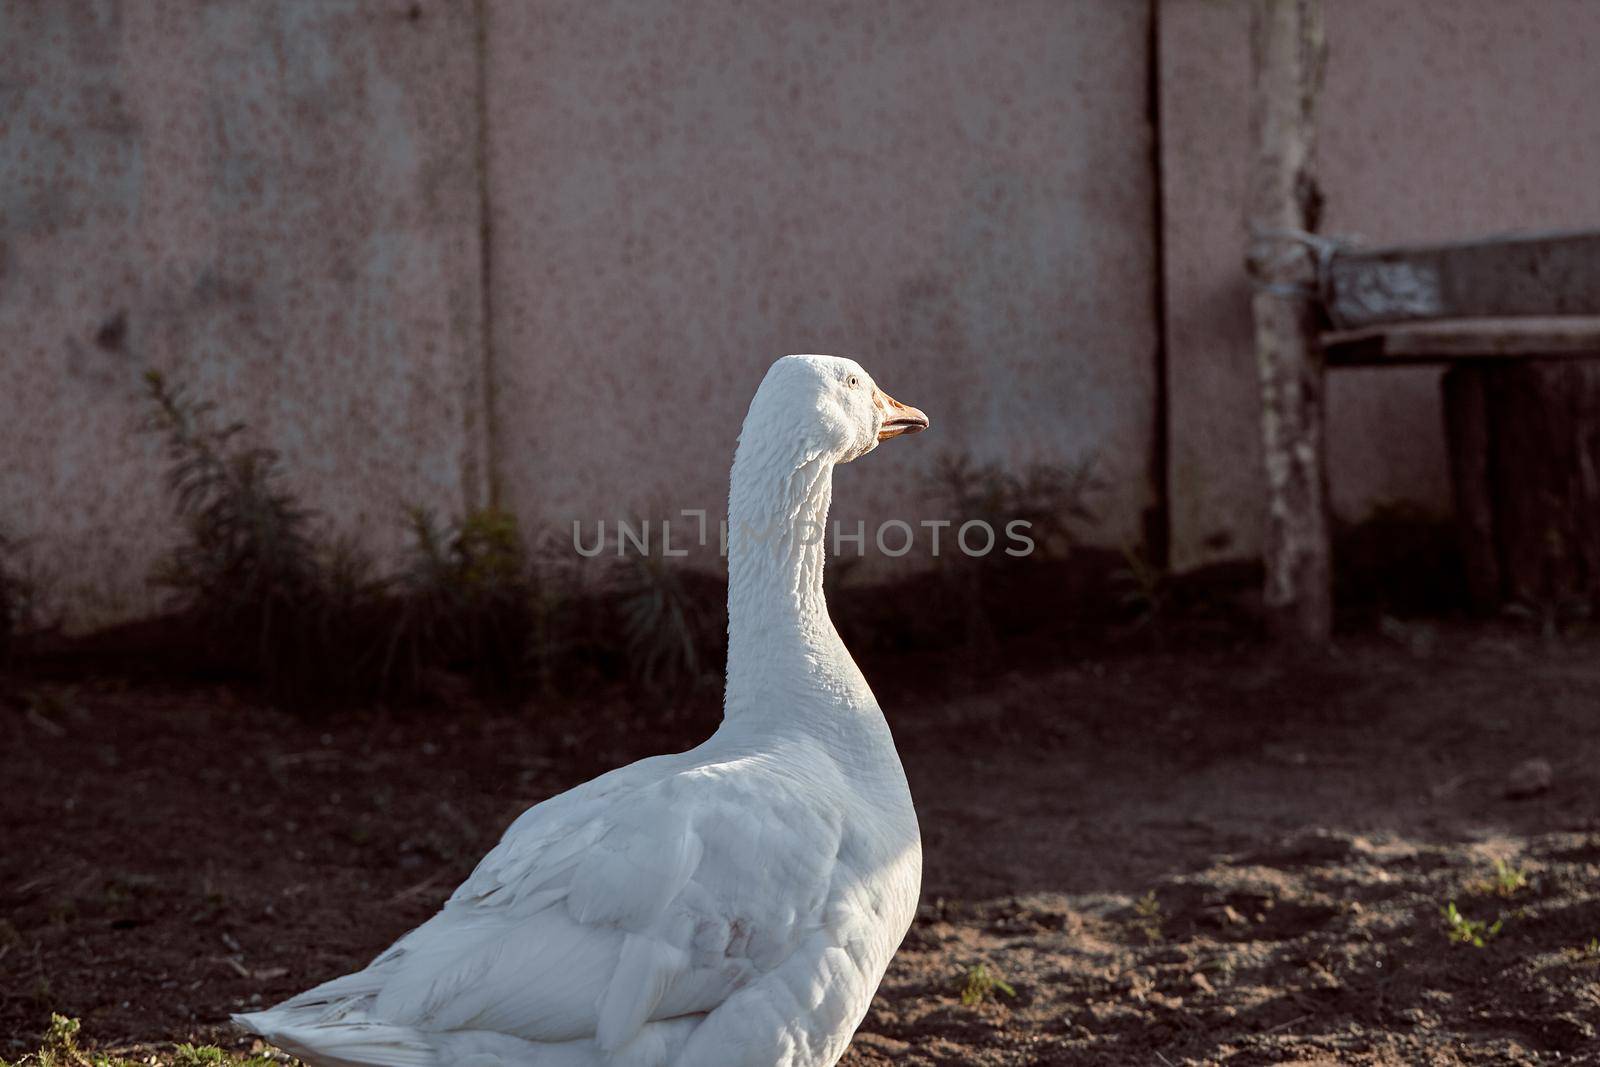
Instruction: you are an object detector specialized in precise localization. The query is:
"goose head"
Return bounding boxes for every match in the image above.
[743,354,929,464]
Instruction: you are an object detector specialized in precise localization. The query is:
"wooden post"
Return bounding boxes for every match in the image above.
[1440,367,1501,613]
[1443,361,1600,616]
[1247,0,1330,643]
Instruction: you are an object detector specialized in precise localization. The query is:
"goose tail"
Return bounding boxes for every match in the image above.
[232,1012,437,1067]
[233,1007,630,1067]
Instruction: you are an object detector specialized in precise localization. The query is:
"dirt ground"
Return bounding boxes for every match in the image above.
[3,624,1598,1065]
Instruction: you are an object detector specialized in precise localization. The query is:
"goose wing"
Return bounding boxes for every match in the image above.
[336,751,847,1052]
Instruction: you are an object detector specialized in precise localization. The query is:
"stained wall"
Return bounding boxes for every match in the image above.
[1160,0,1600,571]
[10,1,1600,624]
[483,0,1157,565]
[0,1,488,625]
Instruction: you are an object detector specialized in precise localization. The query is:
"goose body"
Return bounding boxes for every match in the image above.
[236,355,928,1067]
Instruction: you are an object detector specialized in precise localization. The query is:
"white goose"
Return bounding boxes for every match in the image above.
[236,355,928,1067]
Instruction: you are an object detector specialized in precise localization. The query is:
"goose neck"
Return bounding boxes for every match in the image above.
[722,442,857,715]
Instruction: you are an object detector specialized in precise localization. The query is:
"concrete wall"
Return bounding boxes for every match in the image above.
[0,1,487,625]
[3,0,1156,626]
[484,0,1156,564]
[9,0,1600,624]
[1160,0,1600,571]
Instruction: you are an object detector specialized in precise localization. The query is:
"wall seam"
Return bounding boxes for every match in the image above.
[472,0,501,509]
[1144,0,1172,569]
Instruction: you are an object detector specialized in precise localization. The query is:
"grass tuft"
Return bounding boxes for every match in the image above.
[141,372,551,707]
[957,963,1017,1007]
[1131,890,1165,944]
[0,1017,292,1067]
[615,532,724,700]
[142,371,365,707]
[1442,900,1503,948]
[0,529,40,667]
[1470,858,1531,898]
[389,506,541,698]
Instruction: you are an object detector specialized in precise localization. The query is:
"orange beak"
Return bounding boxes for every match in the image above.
[874,388,930,441]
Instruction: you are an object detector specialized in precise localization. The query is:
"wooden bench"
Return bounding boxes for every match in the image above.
[1317,231,1600,614]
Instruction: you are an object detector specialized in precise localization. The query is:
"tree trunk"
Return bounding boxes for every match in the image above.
[1247,0,1330,643]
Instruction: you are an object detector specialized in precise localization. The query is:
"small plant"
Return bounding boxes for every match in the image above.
[40,1013,85,1066]
[1113,544,1168,631]
[614,529,724,699]
[1442,901,1503,947]
[0,529,39,665]
[143,370,323,621]
[0,1016,287,1067]
[958,963,1016,1007]
[390,506,538,697]
[1492,858,1530,896]
[142,371,358,705]
[913,451,1103,662]
[1566,937,1600,965]
[1131,890,1165,944]
[922,452,1102,561]
[1,1014,105,1067]
[141,372,599,707]
[1468,858,1531,898]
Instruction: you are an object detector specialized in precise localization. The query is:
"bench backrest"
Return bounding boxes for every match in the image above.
[1324,230,1600,331]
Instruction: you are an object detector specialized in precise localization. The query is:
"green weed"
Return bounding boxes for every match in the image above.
[0,1016,289,1067]
[390,506,539,698]
[2,1014,122,1067]
[1567,937,1600,965]
[912,451,1103,663]
[1442,900,1503,947]
[1131,890,1165,944]
[922,452,1101,562]
[142,371,368,706]
[615,533,724,700]
[1492,858,1530,896]
[958,963,1017,1007]
[1113,544,1168,631]
[1468,858,1531,898]
[142,372,553,707]
[0,528,39,665]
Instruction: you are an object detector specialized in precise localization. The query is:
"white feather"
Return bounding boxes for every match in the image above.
[236,356,924,1067]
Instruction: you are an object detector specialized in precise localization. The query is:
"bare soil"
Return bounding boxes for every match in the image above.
[3,625,1599,1064]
